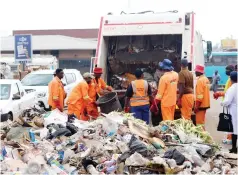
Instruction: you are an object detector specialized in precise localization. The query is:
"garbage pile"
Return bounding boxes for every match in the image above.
[1,108,237,174]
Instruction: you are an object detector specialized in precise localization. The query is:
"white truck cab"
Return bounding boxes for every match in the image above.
[0,79,36,121]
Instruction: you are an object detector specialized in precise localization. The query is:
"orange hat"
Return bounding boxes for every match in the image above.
[195,65,204,74]
[94,67,103,74]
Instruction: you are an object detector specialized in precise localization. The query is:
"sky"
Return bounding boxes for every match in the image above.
[0,0,237,43]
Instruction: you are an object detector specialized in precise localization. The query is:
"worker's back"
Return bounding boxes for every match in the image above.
[158,71,178,107]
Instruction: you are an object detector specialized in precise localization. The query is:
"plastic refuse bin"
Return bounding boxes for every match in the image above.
[97,92,122,114]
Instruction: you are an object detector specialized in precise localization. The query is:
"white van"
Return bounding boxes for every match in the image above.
[0,79,36,121]
[21,69,83,110]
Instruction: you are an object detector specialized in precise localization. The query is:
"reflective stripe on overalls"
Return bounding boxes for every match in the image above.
[130,80,149,107]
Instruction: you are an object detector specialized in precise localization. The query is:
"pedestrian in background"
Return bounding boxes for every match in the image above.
[177,59,194,120]
[48,69,66,112]
[154,59,178,121]
[211,70,220,93]
[213,65,235,144]
[221,71,237,153]
[194,65,210,129]
[124,68,153,124]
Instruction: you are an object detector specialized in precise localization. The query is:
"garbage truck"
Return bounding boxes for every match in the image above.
[92,11,212,111]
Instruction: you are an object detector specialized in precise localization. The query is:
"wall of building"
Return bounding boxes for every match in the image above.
[58,50,94,59]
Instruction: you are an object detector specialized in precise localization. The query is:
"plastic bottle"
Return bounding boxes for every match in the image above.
[29,129,36,142]
[58,150,64,163]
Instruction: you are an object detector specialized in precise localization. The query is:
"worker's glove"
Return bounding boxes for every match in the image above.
[150,99,159,113]
[124,107,130,113]
[83,109,88,116]
[194,101,202,113]
[213,92,222,100]
[91,101,98,107]
[177,98,182,108]
[155,99,160,105]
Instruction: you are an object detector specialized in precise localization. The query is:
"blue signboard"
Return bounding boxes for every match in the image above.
[14,35,32,63]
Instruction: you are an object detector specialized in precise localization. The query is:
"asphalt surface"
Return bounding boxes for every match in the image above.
[205,92,231,150]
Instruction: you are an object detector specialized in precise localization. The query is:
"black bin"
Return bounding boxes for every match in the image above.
[97,92,122,114]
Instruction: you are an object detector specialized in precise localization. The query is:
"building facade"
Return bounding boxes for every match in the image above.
[1,29,99,73]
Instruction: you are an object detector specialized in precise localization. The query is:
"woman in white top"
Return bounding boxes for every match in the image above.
[221,71,237,153]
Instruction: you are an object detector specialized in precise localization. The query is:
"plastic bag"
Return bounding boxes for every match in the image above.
[102,118,118,136]
[192,143,212,156]
[125,152,149,166]
[44,109,68,127]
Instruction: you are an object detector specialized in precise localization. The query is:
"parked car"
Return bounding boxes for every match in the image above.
[0,79,36,121]
[21,69,83,110]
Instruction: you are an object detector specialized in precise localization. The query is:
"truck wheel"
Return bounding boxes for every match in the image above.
[8,113,13,121]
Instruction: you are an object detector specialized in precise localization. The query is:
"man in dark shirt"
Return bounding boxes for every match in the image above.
[177,59,194,120]
[124,69,153,124]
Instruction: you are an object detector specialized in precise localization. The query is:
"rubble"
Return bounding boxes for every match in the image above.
[0,108,237,174]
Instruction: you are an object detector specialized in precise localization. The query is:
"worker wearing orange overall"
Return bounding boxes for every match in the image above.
[93,67,113,95]
[194,65,210,129]
[67,73,93,121]
[86,80,99,119]
[177,59,194,120]
[48,69,66,112]
[213,65,235,144]
[86,67,113,118]
[155,59,179,121]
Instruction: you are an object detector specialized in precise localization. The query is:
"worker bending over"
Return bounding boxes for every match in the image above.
[93,67,113,95]
[86,67,113,118]
[213,65,235,144]
[155,59,178,120]
[177,59,194,120]
[86,79,99,119]
[124,68,153,124]
[48,69,66,112]
[67,73,93,121]
[194,65,210,129]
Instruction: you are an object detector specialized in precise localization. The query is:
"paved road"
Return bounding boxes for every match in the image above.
[205,92,230,150]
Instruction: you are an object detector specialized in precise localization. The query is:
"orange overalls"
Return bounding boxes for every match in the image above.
[93,78,113,95]
[48,77,66,111]
[178,69,194,120]
[67,81,92,120]
[85,78,112,118]
[156,71,178,120]
[195,75,210,127]
[86,82,99,118]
